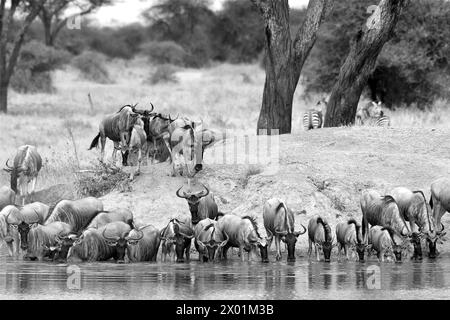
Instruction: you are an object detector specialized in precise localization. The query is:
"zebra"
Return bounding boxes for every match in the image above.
[303,110,323,130]
[375,111,391,127]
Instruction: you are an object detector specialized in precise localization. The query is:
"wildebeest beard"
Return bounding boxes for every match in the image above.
[18,221,32,250]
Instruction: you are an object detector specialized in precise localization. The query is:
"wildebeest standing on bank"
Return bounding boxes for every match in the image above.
[45,197,104,234]
[176,184,218,225]
[0,186,15,211]
[360,190,411,242]
[3,145,42,204]
[308,216,335,262]
[126,225,161,262]
[336,219,368,261]
[262,198,307,262]
[389,187,440,259]
[121,117,148,180]
[89,105,142,165]
[143,113,176,164]
[26,221,72,261]
[194,218,228,262]
[160,217,194,263]
[67,221,131,262]
[216,214,268,262]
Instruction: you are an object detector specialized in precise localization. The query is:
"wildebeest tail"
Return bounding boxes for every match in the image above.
[89,133,101,150]
[317,217,332,241]
[348,219,362,244]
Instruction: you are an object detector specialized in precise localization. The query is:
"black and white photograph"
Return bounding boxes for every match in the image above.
[0,0,450,307]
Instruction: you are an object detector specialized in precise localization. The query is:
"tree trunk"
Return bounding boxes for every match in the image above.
[43,18,54,46]
[253,0,333,135]
[324,0,407,127]
[0,80,8,113]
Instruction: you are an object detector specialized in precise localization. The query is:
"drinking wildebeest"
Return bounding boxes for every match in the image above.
[102,221,139,264]
[308,216,335,262]
[121,117,148,180]
[389,187,440,259]
[176,183,219,225]
[430,177,450,230]
[360,190,411,242]
[26,221,72,261]
[368,226,411,262]
[85,208,134,230]
[45,197,104,233]
[4,202,50,251]
[160,217,194,263]
[336,219,368,262]
[216,214,268,263]
[3,145,42,204]
[194,218,229,262]
[45,233,78,262]
[0,186,15,211]
[262,198,307,262]
[126,224,161,262]
[89,104,146,165]
[0,205,20,256]
[67,221,131,262]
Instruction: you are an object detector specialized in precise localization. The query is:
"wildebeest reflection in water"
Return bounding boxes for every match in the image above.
[0,253,450,299]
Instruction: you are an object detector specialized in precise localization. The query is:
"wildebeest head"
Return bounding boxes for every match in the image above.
[176,184,210,224]
[411,232,423,260]
[278,225,307,262]
[316,217,335,262]
[197,225,229,262]
[103,228,143,264]
[351,243,371,262]
[257,239,269,263]
[3,159,21,193]
[426,223,446,259]
[162,223,194,263]
[7,209,39,250]
[51,234,79,261]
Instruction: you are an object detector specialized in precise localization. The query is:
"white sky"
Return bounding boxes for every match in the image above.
[92,0,309,26]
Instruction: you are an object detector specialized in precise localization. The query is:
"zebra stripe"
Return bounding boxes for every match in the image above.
[376,115,391,127]
[303,110,323,130]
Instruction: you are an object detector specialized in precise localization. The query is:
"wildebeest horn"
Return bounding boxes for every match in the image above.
[197,184,209,198]
[127,229,144,241]
[176,186,189,199]
[102,228,120,241]
[5,159,12,169]
[295,224,307,236]
[148,102,154,113]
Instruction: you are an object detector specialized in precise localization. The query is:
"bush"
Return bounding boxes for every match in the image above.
[10,40,71,93]
[147,64,179,85]
[141,41,188,66]
[72,51,112,84]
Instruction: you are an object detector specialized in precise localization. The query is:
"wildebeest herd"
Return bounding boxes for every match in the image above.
[0,103,448,265]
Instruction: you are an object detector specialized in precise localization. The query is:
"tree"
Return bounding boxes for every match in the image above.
[324,0,408,127]
[251,0,333,135]
[39,0,111,47]
[0,0,46,113]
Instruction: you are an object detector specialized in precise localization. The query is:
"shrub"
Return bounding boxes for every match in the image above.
[72,51,112,84]
[147,64,179,85]
[141,41,188,66]
[10,40,71,93]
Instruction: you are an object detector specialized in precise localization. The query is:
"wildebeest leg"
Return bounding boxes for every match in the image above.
[239,246,245,262]
[337,243,342,261]
[344,245,349,260]
[222,246,229,260]
[30,176,37,198]
[308,239,312,258]
[112,142,120,165]
[100,135,106,163]
[316,245,320,262]
[185,242,191,262]
[275,236,282,261]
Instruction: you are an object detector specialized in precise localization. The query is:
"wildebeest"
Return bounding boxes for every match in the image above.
[176,184,218,225]
[336,219,368,262]
[0,205,20,256]
[216,214,268,263]
[101,222,140,263]
[368,226,411,262]
[143,113,176,163]
[88,105,144,164]
[3,202,50,251]
[26,221,72,261]
[45,233,79,262]
[3,145,42,204]
[126,224,161,262]
[389,187,438,259]
[360,190,411,242]
[430,177,450,228]
[308,216,335,262]
[160,217,194,263]
[85,208,134,230]
[355,101,383,125]
[0,186,15,211]
[194,218,228,262]
[262,198,307,262]
[121,117,148,179]
[67,221,131,262]
[45,197,104,233]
